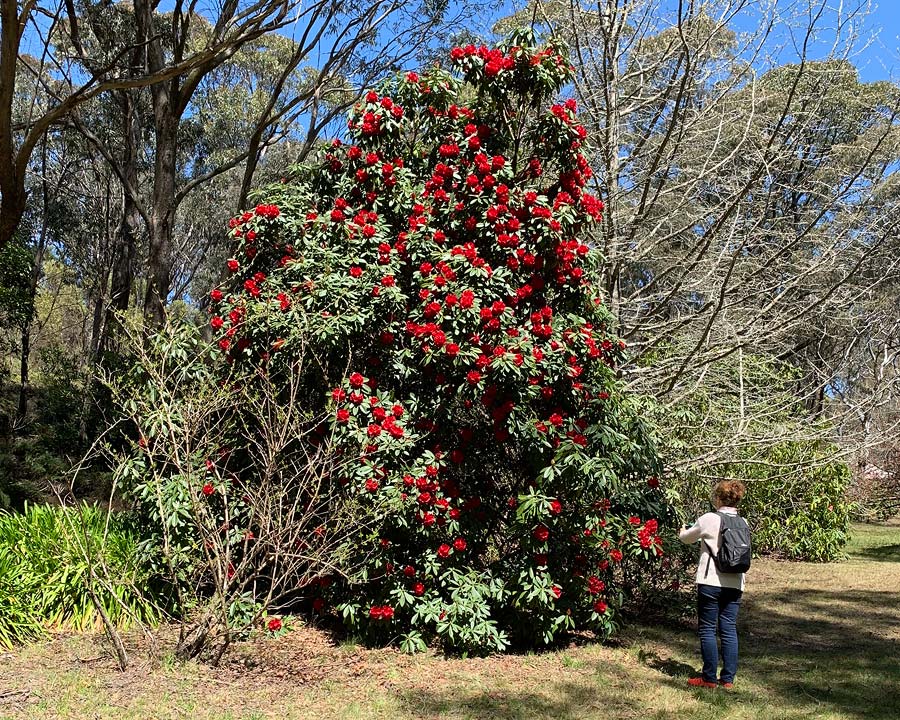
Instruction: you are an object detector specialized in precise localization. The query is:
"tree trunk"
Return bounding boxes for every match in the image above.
[144,105,178,326]
[105,90,142,347]
[0,190,24,252]
[15,138,51,424]
[16,324,29,423]
[0,0,24,253]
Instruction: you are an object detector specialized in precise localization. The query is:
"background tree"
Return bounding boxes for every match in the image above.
[509,0,900,490]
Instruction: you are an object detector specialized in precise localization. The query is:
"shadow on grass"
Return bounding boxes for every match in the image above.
[637,648,696,678]
[401,679,687,720]
[854,543,900,563]
[400,587,899,720]
[747,588,899,718]
[649,587,900,720]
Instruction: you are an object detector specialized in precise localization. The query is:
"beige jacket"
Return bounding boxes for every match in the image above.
[678,507,745,590]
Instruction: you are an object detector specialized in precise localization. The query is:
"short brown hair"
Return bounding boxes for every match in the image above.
[713,480,746,507]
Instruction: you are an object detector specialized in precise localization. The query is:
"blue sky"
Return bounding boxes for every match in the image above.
[857,2,900,81]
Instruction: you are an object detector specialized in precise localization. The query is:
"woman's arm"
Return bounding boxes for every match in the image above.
[678,520,704,545]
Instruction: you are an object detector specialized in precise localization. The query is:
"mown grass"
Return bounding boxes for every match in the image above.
[1,521,897,720]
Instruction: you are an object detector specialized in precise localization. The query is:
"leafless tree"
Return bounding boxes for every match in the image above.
[520,0,900,477]
[104,320,379,663]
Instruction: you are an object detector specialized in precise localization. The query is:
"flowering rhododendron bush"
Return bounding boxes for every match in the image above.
[209,30,669,653]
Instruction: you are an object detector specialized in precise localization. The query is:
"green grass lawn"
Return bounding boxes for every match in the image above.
[1,521,898,720]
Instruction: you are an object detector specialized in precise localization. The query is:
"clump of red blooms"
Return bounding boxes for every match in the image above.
[203,30,668,653]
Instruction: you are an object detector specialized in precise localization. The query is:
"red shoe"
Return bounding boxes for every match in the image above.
[688,677,717,689]
[719,681,734,689]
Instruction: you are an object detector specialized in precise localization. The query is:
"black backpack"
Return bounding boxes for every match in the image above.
[704,511,752,576]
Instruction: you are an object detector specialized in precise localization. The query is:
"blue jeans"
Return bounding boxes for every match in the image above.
[697,584,742,683]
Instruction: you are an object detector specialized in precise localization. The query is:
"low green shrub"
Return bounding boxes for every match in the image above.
[677,441,854,562]
[0,503,162,647]
[742,446,854,561]
[648,350,855,563]
[0,550,43,649]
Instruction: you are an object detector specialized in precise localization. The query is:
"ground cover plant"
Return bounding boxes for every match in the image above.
[187,30,672,654]
[0,503,159,649]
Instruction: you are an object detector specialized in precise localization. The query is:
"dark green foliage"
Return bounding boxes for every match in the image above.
[0,237,34,332]
[677,442,854,563]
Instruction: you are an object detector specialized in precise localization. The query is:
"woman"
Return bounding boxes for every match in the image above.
[678,479,747,689]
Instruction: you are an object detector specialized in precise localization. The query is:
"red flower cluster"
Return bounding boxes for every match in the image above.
[638,518,663,553]
[369,605,395,620]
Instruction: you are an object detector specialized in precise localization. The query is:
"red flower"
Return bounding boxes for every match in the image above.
[350,266,363,278]
[437,543,451,558]
[629,516,641,526]
[466,370,482,385]
[549,499,563,515]
[403,565,416,577]
[365,478,379,492]
[453,537,467,552]
[533,524,549,542]
[551,585,562,599]
[412,582,425,596]
[349,372,365,388]
[336,409,350,423]
[227,259,239,273]
[610,549,623,563]
[201,483,215,496]
[210,288,224,302]
[593,600,608,614]
[587,576,605,595]
[267,617,283,632]
[647,476,660,489]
